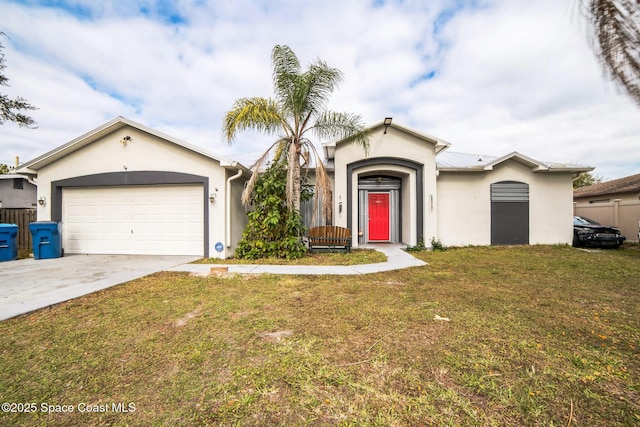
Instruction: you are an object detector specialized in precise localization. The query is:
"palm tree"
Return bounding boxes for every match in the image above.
[223,45,369,223]
[583,0,640,106]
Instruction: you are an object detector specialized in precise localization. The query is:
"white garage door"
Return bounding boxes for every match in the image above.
[62,185,204,255]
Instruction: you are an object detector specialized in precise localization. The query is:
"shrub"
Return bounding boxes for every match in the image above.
[430,237,447,251]
[234,161,311,260]
[405,238,426,252]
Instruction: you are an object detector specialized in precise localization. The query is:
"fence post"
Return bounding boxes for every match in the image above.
[613,199,621,227]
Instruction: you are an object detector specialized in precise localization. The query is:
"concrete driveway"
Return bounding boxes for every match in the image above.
[0,254,199,321]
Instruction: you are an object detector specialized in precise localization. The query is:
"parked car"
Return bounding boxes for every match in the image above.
[573,216,626,248]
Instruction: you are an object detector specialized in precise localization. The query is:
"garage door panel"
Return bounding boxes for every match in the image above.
[62,185,204,255]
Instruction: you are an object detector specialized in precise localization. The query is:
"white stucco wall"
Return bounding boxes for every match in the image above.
[34,125,244,258]
[332,125,438,247]
[437,160,574,246]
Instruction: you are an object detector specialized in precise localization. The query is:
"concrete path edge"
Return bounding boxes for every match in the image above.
[168,244,426,276]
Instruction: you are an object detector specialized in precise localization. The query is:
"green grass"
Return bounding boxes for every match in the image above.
[194,248,387,266]
[1,245,639,426]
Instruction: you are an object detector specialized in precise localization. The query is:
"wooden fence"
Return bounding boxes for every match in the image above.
[0,208,37,251]
[574,200,640,243]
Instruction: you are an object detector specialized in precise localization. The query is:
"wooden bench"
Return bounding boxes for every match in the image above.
[307,226,352,253]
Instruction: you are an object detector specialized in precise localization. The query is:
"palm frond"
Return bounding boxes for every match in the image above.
[291,61,344,127]
[271,45,301,80]
[222,97,285,143]
[311,111,371,155]
[302,60,344,115]
[271,48,345,133]
[272,45,301,113]
[585,0,640,105]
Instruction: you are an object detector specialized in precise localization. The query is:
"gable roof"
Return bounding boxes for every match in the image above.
[574,173,640,198]
[17,116,249,174]
[436,151,592,173]
[321,120,591,174]
[323,120,451,160]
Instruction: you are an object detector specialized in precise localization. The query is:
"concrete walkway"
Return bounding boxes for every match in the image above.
[168,244,426,275]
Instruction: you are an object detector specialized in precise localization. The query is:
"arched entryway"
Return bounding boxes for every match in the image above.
[347,157,424,246]
[358,176,402,243]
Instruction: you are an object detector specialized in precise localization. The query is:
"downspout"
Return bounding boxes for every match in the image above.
[226,164,243,248]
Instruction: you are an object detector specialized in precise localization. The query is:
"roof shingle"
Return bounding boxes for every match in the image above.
[573,173,640,198]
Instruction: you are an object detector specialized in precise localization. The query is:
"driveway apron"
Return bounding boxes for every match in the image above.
[0,255,199,321]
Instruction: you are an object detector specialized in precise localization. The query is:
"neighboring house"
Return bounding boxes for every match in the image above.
[573,173,640,203]
[0,174,37,209]
[573,173,640,243]
[17,117,250,258]
[17,116,592,257]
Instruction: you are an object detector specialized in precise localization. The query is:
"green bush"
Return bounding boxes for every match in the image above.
[430,237,447,252]
[405,237,446,252]
[235,162,311,260]
[404,238,426,252]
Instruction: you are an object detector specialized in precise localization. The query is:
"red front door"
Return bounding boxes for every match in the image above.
[368,193,390,241]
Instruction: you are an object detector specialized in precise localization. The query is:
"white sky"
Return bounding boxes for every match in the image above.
[1,0,639,180]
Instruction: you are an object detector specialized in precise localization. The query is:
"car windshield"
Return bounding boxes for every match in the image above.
[574,216,600,226]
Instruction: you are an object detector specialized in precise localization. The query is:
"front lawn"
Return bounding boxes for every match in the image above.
[1,245,638,425]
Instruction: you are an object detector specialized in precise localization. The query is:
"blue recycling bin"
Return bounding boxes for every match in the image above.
[0,223,18,262]
[29,221,62,260]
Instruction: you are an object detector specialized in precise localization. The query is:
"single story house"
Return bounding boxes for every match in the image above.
[573,173,640,204]
[17,116,591,257]
[0,174,37,209]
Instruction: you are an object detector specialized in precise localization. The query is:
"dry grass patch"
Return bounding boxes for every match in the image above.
[194,248,386,265]
[0,245,638,425]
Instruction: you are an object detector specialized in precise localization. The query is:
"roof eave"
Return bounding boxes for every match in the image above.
[324,121,452,160]
[438,165,593,174]
[548,166,594,173]
[18,116,247,172]
[437,166,486,173]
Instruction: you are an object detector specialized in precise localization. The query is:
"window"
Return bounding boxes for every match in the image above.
[13,178,23,190]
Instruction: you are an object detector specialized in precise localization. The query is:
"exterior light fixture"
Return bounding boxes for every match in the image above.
[38,196,46,206]
[120,135,132,145]
[383,117,392,134]
[209,193,217,203]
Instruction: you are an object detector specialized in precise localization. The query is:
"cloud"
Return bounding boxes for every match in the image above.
[0,0,638,180]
